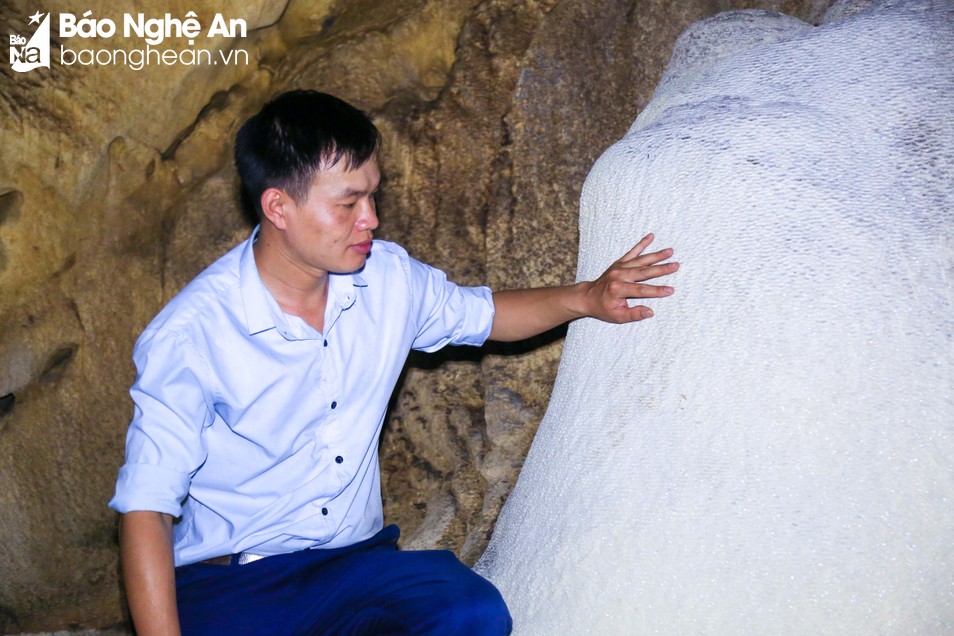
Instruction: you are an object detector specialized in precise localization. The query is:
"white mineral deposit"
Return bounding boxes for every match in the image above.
[476,1,954,633]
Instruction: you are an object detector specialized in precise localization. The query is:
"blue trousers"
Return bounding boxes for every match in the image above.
[175,525,512,635]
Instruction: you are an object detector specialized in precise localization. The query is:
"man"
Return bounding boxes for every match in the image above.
[109,90,679,635]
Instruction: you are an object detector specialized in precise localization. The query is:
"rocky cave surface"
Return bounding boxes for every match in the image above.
[0,0,833,631]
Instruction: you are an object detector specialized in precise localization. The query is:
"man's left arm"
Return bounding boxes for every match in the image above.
[489,233,678,342]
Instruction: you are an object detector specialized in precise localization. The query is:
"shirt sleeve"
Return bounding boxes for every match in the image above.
[407,256,496,352]
[109,328,216,517]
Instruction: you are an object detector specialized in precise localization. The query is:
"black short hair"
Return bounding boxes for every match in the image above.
[234,90,381,220]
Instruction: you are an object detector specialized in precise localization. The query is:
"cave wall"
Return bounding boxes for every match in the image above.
[0,0,831,631]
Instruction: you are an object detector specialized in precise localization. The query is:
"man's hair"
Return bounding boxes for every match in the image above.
[234,90,381,220]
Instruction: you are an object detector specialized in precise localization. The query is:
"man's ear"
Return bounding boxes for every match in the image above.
[260,187,294,230]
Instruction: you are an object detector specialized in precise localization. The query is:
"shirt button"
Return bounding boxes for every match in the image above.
[323,339,328,347]
[330,401,337,409]
[321,507,328,516]
[335,456,343,464]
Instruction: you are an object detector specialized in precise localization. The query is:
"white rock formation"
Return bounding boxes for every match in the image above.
[476,1,954,634]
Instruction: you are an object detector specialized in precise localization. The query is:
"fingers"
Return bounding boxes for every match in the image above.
[613,304,655,323]
[631,306,655,320]
[593,279,672,324]
[618,231,674,269]
[598,233,678,324]
[621,260,680,284]
[622,246,674,268]
[623,281,675,298]
[619,233,655,261]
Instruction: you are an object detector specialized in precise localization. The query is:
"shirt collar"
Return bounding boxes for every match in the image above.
[324,270,365,335]
[239,226,368,338]
[240,227,275,336]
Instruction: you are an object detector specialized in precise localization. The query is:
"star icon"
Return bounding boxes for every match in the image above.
[28,11,45,25]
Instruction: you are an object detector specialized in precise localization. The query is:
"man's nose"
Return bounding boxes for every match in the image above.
[358,198,379,231]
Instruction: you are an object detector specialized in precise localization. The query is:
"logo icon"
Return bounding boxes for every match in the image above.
[10,11,50,73]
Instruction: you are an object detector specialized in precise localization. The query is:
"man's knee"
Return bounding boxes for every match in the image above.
[432,569,512,635]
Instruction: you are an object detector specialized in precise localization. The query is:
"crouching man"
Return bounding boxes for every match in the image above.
[109,90,679,635]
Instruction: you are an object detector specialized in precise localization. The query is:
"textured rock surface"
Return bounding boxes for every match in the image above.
[1,0,833,631]
[478,0,954,633]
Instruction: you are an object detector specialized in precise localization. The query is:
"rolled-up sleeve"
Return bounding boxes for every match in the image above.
[109,329,216,516]
[407,257,495,352]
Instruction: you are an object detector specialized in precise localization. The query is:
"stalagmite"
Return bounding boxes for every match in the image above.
[476,1,954,633]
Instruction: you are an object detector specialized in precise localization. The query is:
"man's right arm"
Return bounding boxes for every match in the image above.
[119,510,181,636]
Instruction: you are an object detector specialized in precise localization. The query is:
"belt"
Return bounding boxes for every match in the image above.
[199,552,266,566]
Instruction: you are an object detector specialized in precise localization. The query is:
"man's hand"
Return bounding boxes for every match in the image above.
[489,232,678,342]
[579,232,678,323]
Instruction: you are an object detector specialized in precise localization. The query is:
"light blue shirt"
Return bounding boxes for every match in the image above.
[109,228,495,567]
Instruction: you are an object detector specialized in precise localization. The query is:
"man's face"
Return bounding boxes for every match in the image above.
[281,156,381,275]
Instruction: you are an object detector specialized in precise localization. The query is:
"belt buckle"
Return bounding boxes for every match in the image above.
[199,552,265,566]
[236,552,265,565]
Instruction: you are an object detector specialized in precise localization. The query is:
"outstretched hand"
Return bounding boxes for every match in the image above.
[489,232,679,342]
[581,233,679,323]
